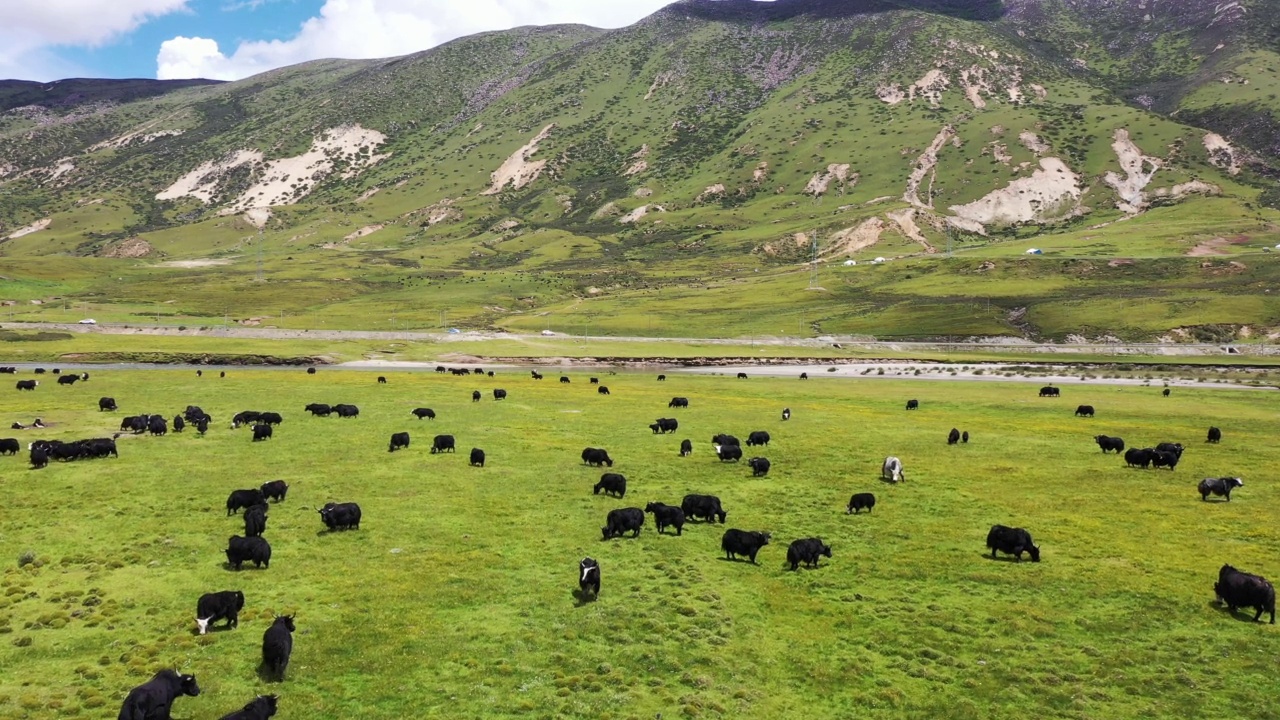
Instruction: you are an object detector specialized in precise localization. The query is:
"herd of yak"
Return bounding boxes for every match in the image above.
[4,367,1274,719]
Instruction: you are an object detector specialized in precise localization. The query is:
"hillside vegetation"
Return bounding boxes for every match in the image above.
[1,0,1278,341]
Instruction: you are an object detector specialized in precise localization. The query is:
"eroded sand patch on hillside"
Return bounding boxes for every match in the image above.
[484,124,555,195]
[229,125,388,211]
[7,218,51,239]
[949,158,1082,230]
[905,126,954,209]
[158,150,262,203]
[1103,129,1161,215]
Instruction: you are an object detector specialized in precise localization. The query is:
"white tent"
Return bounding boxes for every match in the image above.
[1025,248,1043,255]
[843,259,857,266]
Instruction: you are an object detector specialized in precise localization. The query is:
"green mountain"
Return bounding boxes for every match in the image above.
[1,0,1278,341]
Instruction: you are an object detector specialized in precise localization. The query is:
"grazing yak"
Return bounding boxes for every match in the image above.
[1125,448,1154,468]
[30,446,48,469]
[472,391,481,402]
[589,377,599,384]
[148,416,168,436]
[668,397,688,408]
[57,374,80,386]
[947,428,960,445]
[377,376,387,384]
[722,529,771,563]
[252,424,272,442]
[1095,435,1125,453]
[560,376,571,384]
[430,435,456,454]
[737,372,748,379]
[799,373,808,380]
[196,590,245,635]
[173,416,185,433]
[260,480,289,503]
[657,374,666,381]
[679,439,693,457]
[117,669,201,720]
[602,508,645,539]
[1075,405,1095,417]
[243,504,267,538]
[1152,450,1181,470]
[782,408,791,421]
[711,433,740,447]
[649,418,678,434]
[227,489,267,515]
[333,404,359,418]
[1163,387,1171,397]
[493,389,508,401]
[846,493,876,514]
[388,432,410,452]
[594,473,627,498]
[219,694,279,720]
[1198,477,1244,502]
[645,502,686,535]
[881,456,905,482]
[15,380,37,390]
[715,444,743,462]
[261,616,295,681]
[986,525,1041,562]
[962,431,969,443]
[787,538,832,571]
[581,448,614,467]
[225,536,271,570]
[319,502,361,531]
[597,386,610,395]
[748,457,771,477]
[1215,564,1276,624]
[746,431,770,447]
[305,403,332,417]
[412,408,436,420]
[98,397,117,411]
[1207,426,1222,443]
[682,494,726,523]
[470,448,485,467]
[905,399,918,410]
[0,438,17,455]
[578,558,600,599]
[530,371,543,380]
[1039,386,1060,397]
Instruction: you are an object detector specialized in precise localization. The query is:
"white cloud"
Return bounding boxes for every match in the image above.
[0,0,189,81]
[157,0,673,80]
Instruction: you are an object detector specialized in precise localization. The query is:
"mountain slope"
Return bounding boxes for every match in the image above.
[0,0,1277,341]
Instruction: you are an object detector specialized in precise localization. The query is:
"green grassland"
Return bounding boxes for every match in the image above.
[1,370,1279,718]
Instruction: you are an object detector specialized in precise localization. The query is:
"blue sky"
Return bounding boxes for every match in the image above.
[0,0,675,82]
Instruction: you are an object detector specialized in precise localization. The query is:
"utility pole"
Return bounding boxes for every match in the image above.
[808,233,820,289]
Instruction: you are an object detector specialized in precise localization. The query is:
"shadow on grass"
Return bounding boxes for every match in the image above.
[982,553,1035,563]
[572,588,597,606]
[256,662,284,683]
[1209,599,1275,624]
